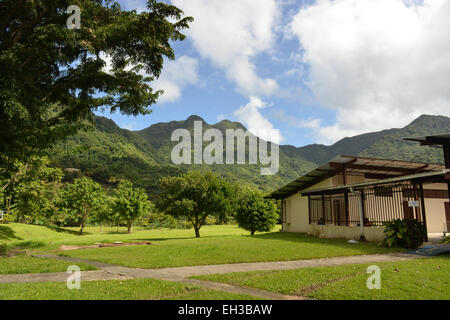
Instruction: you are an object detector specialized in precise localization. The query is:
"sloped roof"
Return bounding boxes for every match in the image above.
[267,155,444,199]
[301,170,450,197]
[404,134,450,146]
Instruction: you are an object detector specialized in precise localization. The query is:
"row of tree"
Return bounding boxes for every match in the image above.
[1,158,279,237]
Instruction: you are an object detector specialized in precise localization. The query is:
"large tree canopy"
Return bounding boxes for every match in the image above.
[0,0,192,171]
[156,171,235,238]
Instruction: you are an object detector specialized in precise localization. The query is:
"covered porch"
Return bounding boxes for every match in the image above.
[302,170,450,242]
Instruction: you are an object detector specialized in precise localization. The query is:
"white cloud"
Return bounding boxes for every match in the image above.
[152,55,199,103]
[289,0,450,143]
[171,0,280,96]
[100,52,198,104]
[234,97,283,144]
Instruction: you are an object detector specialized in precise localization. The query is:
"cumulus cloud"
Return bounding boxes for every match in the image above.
[289,0,450,144]
[171,0,280,96]
[100,52,198,104]
[234,97,283,144]
[152,56,199,104]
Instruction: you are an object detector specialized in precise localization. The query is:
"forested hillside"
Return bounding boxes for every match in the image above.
[51,114,449,194]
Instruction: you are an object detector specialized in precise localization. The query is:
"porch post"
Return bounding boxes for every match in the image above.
[308,196,311,225]
[419,183,428,242]
[358,191,365,238]
[344,191,350,226]
[443,143,450,203]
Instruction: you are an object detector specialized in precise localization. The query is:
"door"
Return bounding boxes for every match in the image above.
[403,201,415,220]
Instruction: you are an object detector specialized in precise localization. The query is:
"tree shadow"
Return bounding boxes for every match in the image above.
[44,225,91,236]
[248,231,385,247]
[0,225,23,240]
[13,241,45,249]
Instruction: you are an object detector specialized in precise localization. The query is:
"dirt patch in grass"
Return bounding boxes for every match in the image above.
[59,241,152,251]
[295,272,363,296]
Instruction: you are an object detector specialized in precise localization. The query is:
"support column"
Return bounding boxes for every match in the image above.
[344,191,350,226]
[358,191,366,239]
[419,184,428,242]
[443,143,450,203]
[321,195,326,223]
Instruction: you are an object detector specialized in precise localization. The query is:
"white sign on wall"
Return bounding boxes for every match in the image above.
[408,201,420,208]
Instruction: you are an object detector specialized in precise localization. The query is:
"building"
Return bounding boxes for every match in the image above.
[268,153,450,242]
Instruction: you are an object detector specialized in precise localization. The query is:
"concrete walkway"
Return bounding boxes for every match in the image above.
[0,253,423,300]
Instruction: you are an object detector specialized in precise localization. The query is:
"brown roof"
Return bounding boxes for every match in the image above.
[267,155,445,199]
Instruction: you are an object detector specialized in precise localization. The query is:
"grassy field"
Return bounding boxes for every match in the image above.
[1,223,400,270]
[193,257,450,300]
[1,223,445,300]
[0,255,96,274]
[0,278,258,300]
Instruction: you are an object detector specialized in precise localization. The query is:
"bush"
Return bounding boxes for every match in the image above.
[441,235,450,244]
[0,241,7,256]
[235,190,278,235]
[380,219,427,249]
[148,213,177,229]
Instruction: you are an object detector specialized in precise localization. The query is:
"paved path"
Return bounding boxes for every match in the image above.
[0,253,423,300]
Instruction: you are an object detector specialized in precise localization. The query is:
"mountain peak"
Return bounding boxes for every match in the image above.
[408,114,450,127]
[186,115,205,123]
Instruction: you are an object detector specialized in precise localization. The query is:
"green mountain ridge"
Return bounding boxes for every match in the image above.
[51,114,450,195]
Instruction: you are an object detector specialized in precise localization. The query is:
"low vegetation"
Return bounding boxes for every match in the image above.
[381,219,427,249]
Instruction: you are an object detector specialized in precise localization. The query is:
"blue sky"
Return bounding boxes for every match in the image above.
[97,0,450,147]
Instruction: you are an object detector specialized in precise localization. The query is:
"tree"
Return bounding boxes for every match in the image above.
[93,194,115,233]
[57,177,106,234]
[0,0,193,173]
[157,171,234,238]
[113,180,150,234]
[235,189,278,235]
[3,157,63,224]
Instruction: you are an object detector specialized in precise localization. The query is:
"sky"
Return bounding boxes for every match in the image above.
[97,0,450,147]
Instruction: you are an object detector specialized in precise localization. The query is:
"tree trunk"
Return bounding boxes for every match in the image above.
[251,230,256,236]
[80,223,84,235]
[194,226,200,238]
[127,222,132,234]
[99,224,103,233]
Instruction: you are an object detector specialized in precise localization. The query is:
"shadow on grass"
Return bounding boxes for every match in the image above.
[44,225,91,236]
[13,241,46,250]
[248,232,399,253]
[0,225,23,241]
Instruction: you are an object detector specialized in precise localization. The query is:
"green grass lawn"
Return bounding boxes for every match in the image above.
[1,223,401,270]
[193,256,450,300]
[62,232,400,269]
[0,278,259,300]
[0,255,96,274]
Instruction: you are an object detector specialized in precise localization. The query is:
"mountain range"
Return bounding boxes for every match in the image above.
[51,114,450,195]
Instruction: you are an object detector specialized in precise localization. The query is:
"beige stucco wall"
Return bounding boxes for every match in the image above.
[282,178,333,233]
[424,183,448,233]
[425,199,447,233]
[309,224,385,242]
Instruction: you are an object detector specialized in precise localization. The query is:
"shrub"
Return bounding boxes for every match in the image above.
[381,219,427,249]
[0,241,7,256]
[441,235,450,244]
[148,213,177,229]
[235,190,278,235]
